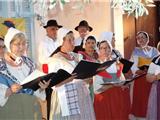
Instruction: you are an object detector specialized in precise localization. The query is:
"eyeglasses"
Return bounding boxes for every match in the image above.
[136,36,147,40]
[12,42,27,47]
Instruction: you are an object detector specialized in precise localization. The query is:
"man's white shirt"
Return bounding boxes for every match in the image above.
[74,37,83,46]
[38,36,59,64]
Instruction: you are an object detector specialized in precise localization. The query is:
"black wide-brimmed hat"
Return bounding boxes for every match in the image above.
[43,20,62,28]
[75,20,93,32]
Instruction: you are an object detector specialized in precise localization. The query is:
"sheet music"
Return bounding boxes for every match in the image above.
[20,69,46,85]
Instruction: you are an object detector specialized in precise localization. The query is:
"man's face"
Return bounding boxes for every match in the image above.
[78,26,89,38]
[46,26,58,40]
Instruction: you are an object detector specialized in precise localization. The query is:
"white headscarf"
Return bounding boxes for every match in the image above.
[99,32,113,50]
[82,35,89,48]
[57,28,72,46]
[136,31,149,47]
[82,35,97,49]
[4,28,23,52]
[137,31,149,41]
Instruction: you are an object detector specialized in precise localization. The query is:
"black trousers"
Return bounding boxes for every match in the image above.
[46,88,52,120]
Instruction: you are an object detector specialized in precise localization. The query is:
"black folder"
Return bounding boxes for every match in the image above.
[101,73,146,85]
[72,59,116,79]
[138,65,149,71]
[22,69,71,91]
[123,73,146,85]
[22,59,116,90]
[119,58,134,73]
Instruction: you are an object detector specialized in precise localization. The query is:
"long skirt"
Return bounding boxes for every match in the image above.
[131,75,152,117]
[157,81,160,120]
[49,81,95,120]
[147,81,160,120]
[0,94,41,120]
[94,86,131,120]
[146,82,157,120]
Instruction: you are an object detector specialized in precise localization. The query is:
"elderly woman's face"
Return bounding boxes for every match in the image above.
[10,38,27,56]
[136,33,148,47]
[63,33,75,52]
[99,41,112,57]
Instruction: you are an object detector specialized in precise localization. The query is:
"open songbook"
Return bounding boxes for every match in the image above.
[21,59,116,91]
[72,59,116,79]
[138,65,149,71]
[21,69,71,91]
[119,58,134,73]
[20,70,46,85]
[101,73,146,86]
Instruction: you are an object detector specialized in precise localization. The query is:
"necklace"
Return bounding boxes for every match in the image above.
[59,51,75,61]
[60,51,68,55]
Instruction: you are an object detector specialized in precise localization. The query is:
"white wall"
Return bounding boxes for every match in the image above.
[33,1,124,64]
[112,8,124,57]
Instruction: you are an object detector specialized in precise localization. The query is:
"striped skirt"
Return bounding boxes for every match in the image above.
[49,81,95,120]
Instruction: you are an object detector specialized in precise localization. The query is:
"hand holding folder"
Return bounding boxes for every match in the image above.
[119,58,134,73]
[55,73,77,87]
[101,73,146,86]
[123,73,146,85]
[22,69,71,91]
[72,59,116,79]
[21,59,116,90]
[138,65,149,71]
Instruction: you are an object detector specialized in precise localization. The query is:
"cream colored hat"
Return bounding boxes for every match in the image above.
[4,28,23,52]
[137,31,149,41]
[57,28,72,46]
[99,32,113,50]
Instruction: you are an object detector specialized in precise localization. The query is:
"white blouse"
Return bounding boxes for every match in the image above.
[48,52,83,116]
[6,63,30,84]
[38,36,59,64]
[0,62,46,107]
[93,63,118,94]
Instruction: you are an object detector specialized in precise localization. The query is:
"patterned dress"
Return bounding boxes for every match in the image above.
[93,62,131,120]
[48,52,96,120]
[78,51,97,101]
[0,56,45,120]
[130,47,159,118]
[147,55,160,120]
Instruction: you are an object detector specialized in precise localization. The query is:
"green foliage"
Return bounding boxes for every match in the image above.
[111,0,155,18]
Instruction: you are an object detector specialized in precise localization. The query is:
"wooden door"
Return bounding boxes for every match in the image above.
[123,3,159,59]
